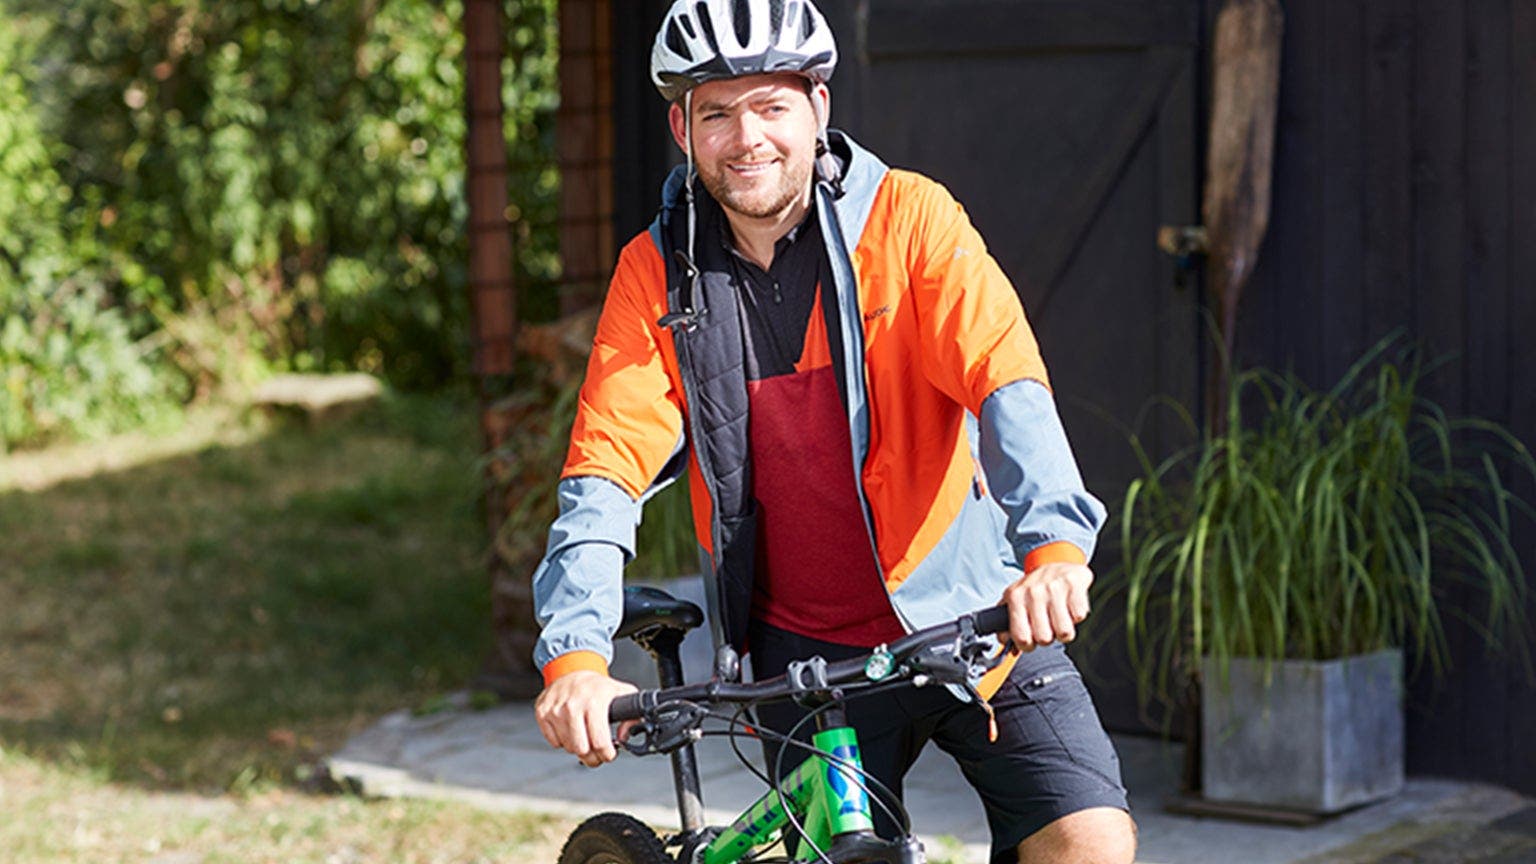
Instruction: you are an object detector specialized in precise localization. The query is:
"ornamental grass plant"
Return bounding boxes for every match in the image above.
[1120,338,1536,704]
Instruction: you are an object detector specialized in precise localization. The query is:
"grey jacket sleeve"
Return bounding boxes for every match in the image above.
[978,378,1107,565]
[530,475,641,670]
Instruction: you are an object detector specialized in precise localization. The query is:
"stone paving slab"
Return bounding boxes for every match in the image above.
[1295,790,1536,864]
[325,697,1532,864]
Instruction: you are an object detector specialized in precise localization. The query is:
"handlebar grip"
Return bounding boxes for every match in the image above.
[974,605,1012,636]
[609,692,645,723]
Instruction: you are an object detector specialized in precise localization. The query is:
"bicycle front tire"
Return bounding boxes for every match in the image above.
[558,812,673,864]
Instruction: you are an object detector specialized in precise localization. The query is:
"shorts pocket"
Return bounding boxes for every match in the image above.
[1010,669,1123,788]
[1012,670,1083,760]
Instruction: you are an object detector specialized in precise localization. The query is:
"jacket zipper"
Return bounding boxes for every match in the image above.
[815,187,898,627]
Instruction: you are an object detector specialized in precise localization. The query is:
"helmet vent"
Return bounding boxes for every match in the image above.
[666,19,690,56]
[694,3,717,51]
[795,2,813,43]
[730,0,751,47]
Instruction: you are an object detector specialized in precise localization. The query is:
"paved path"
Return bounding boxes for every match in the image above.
[325,696,1534,864]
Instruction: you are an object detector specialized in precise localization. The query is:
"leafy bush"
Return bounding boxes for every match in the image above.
[0,22,181,448]
[1,0,562,415]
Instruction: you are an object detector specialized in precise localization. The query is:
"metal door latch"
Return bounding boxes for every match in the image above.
[1157,225,1209,258]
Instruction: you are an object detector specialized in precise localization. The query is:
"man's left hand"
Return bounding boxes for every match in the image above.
[1000,562,1094,652]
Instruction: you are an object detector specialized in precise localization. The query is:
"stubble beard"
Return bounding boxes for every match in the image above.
[697,152,813,220]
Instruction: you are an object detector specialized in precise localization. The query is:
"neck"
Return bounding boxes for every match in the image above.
[721,186,813,270]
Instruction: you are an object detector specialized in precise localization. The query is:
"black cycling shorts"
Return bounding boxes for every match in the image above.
[749,620,1130,864]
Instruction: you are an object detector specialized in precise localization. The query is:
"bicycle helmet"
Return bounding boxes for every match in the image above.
[650,0,838,102]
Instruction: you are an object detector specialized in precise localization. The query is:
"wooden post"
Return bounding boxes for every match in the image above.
[465,0,542,697]
[1202,0,1283,432]
[557,0,616,314]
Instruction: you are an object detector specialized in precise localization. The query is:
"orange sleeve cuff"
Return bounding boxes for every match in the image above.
[1023,540,1086,572]
[541,650,610,687]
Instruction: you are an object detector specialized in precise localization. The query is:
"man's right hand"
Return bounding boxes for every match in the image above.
[534,670,638,767]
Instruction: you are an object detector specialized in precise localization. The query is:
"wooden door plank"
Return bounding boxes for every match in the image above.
[1465,1,1510,423]
[1410,0,1467,409]
[1023,49,1185,311]
[1405,0,1470,782]
[1083,49,1202,739]
[1155,49,1201,457]
[1362,0,1414,344]
[1511,0,1536,488]
[1464,0,1514,792]
[1501,0,1536,797]
[1320,0,1365,383]
[1244,0,1323,376]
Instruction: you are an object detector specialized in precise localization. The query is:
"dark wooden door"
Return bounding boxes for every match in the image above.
[829,0,1205,733]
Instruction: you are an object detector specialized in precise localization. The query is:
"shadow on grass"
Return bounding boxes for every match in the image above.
[0,392,497,793]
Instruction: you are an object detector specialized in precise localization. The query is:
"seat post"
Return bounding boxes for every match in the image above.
[635,627,705,834]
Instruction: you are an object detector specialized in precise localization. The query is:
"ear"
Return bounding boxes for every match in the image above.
[811,83,831,136]
[668,101,689,153]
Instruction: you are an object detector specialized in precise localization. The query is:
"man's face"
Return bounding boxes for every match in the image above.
[669,73,827,222]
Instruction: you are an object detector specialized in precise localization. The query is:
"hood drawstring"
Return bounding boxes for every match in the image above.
[659,91,708,332]
[812,93,843,199]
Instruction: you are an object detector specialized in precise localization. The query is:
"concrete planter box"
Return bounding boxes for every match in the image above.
[1201,651,1404,813]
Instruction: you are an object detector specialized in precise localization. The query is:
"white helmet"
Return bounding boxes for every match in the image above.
[650,0,838,103]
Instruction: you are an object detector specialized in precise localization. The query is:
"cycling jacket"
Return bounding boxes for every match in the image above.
[532,131,1106,694]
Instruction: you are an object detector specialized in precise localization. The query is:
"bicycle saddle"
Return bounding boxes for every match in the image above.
[616,585,705,639]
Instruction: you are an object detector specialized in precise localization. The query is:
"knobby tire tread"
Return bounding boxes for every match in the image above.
[557,812,673,864]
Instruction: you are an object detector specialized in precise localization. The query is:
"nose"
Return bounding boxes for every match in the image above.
[733,110,767,150]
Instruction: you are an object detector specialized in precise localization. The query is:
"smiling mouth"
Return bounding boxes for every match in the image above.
[728,160,777,175]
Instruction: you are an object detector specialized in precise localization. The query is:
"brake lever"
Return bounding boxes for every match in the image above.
[620,701,708,756]
[954,617,1008,741]
[903,643,972,684]
[903,616,1005,685]
[899,619,1005,742]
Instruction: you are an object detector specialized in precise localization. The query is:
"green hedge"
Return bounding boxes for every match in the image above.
[0,0,560,448]
[0,21,181,448]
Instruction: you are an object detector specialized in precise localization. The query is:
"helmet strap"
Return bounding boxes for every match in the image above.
[684,90,698,280]
[812,85,829,154]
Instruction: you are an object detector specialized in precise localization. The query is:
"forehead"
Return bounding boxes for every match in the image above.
[690,73,809,108]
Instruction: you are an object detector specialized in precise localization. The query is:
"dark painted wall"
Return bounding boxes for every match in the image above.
[1235,0,1535,793]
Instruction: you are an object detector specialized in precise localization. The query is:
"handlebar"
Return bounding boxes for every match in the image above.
[610,605,1012,723]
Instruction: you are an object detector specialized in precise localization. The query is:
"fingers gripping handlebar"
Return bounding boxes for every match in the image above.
[608,605,1012,724]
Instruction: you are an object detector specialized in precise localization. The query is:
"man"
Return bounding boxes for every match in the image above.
[532,2,1135,861]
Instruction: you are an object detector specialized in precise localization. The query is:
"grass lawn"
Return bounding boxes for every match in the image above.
[0,747,570,863]
[0,393,573,861]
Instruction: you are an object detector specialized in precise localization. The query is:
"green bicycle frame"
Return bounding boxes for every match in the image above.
[699,726,875,863]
